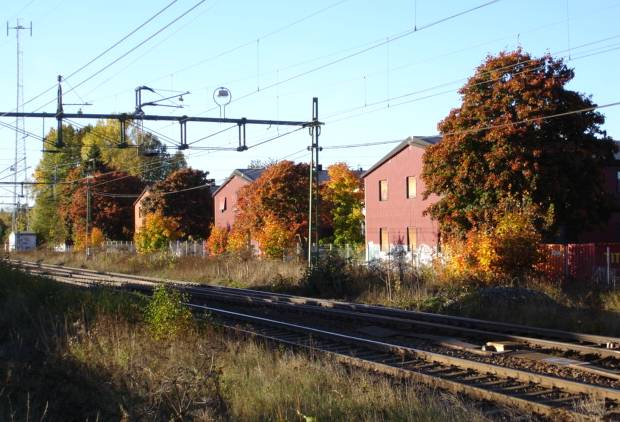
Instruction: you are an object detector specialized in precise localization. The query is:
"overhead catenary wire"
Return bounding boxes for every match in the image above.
[31,0,210,113]
[91,182,212,198]
[323,33,620,121]
[325,41,620,126]
[191,0,503,116]
[139,0,502,132]
[0,0,182,119]
[143,0,351,87]
[321,100,620,151]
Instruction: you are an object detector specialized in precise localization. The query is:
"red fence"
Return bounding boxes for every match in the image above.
[543,243,620,286]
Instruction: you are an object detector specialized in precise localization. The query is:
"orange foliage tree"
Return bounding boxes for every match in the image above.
[444,198,551,283]
[422,49,615,242]
[232,161,309,258]
[206,225,228,256]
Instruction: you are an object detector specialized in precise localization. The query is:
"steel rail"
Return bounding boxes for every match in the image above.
[10,259,620,358]
[8,259,620,419]
[188,302,618,420]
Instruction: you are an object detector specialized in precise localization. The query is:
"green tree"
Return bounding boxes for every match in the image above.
[0,218,8,243]
[80,119,186,181]
[422,49,615,241]
[31,125,87,244]
[322,163,364,247]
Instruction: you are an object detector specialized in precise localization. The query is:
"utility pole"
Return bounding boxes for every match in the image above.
[307,97,321,268]
[86,177,91,258]
[85,159,95,259]
[7,19,32,233]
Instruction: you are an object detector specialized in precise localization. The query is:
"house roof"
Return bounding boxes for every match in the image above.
[132,186,152,207]
[362,135,441,179]
[212,168,266,196]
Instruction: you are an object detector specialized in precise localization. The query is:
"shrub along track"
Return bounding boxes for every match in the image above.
[9,259,620,420]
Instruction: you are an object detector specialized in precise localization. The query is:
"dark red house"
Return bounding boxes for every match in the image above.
[574,141,620,243]
[363,136,620,265]
[362,136,441,263]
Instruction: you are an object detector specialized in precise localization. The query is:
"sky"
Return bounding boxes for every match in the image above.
[0,0,619,191]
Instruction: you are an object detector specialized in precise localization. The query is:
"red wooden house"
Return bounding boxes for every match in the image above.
[362,136,441,263]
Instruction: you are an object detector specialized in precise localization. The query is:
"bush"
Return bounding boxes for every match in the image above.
[443,199,548,285]
[144,285,193,339]
[90,227,105,248]
[135,212,182,254]
[302,253,353,297]
[226,227,254,258]
[206,225,228,256]
[256,215,295,258]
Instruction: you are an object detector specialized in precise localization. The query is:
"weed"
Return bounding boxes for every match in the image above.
[144,285,194,340]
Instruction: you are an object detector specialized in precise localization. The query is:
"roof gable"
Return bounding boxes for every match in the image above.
[212,168,266,196]
[362,136,440,179]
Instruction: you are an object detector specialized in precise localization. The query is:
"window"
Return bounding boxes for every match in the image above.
[220,197,227,212]
[407,227,417,251]
[406,176,417,198]
[380,228,389,252]
[379,179,388,201]
[617,171,620,193]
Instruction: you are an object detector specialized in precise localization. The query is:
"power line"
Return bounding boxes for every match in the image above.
[325,40,620,126]
[144,0,351,87]
[32,0,210,112]
[92,182,212,198]
[324,33,620,120]
[321,101,620,151]
[0,1,182,119]
[199,0,502,114]
[64,0,179,83]
[246,127,305,150]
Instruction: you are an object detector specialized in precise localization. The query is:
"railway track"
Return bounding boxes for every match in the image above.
[7,259,620,420]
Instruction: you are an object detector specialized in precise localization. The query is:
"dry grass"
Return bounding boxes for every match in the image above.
[0,263,493,421]
[15,249,304,288]
[13,248,620,336]
[220,340,487,422]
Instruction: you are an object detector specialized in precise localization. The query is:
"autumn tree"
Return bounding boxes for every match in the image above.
[232,161,310,257]
[422,49,615,241]
[206,225,228,255]
[134,212,182,253]
[60,170,144,243]
[31,120,186,245]
[140,168,214,239]
[322,163,364,247]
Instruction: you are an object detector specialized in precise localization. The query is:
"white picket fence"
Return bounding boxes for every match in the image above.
[167,240,206,257]
[103,240,206,257]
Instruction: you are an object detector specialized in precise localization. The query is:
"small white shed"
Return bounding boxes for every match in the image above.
[8,232,37,251]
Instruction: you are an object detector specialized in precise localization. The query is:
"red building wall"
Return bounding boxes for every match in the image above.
[213,175,250,230]
[577,165,620,243]
[363,143,440,262]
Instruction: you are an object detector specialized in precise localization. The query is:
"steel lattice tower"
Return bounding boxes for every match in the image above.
[7,19,32,232]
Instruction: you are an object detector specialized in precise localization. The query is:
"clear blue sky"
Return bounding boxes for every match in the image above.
[0,0,619,185]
